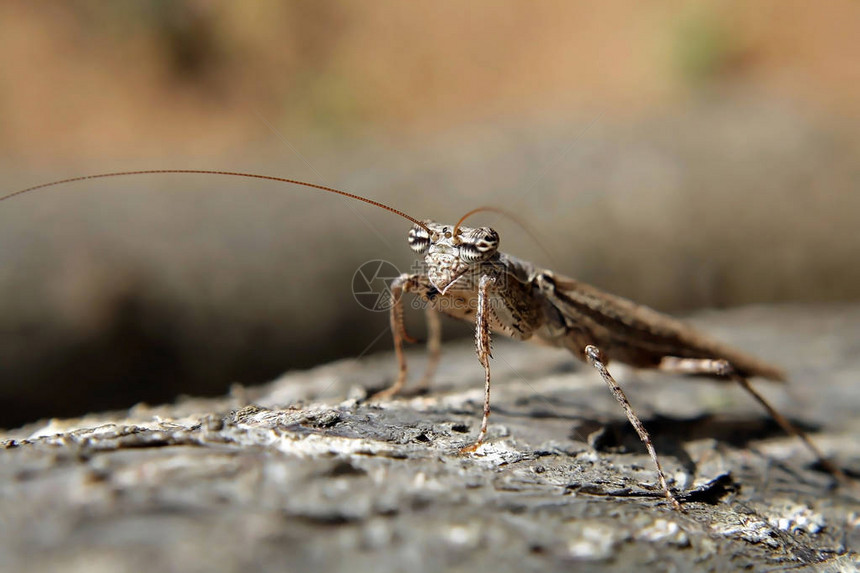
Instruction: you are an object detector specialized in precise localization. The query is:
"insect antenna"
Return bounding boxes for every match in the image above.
[454,205,557,266]
[1,169,430,231]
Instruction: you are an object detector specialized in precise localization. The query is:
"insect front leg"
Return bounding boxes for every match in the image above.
[374,272,498,452]
[371,274,442,400]
[659,356,850,486]
[460,274,496,453]
[585,345,682,511]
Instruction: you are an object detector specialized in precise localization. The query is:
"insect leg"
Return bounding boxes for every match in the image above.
[415,308,442,389]
[585,345,681,510]
[371,274,413,400]
[659,357,850,486]
[372,275,443,399]
[460,275,496,453]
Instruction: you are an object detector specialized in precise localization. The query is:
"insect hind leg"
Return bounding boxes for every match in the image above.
[659,356,851,487]
[585,345,682,511]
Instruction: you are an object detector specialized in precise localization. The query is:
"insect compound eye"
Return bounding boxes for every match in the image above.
[407,224,431,254]
[460,227,499,262]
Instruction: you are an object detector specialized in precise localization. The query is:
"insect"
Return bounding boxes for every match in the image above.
[2,170,848,510]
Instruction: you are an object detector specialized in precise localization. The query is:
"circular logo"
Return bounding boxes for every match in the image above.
[351,259,401,312]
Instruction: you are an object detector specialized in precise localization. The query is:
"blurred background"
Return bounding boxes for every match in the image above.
[1,2,858,429]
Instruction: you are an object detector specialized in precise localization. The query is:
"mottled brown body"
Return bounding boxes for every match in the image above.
[401,244,785,382]
[382,219,842,510]
[535,273,786,381]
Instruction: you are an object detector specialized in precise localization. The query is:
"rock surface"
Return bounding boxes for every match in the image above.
[2,305,860,572]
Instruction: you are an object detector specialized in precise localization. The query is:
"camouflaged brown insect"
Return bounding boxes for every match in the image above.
[2,170,849,511]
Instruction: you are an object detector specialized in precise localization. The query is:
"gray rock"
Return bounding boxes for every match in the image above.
[2,305,859,572]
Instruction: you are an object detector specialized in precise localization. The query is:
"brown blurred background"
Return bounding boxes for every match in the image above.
[1,2,858,429]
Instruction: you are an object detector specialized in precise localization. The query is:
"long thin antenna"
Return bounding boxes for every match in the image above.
[1,170,429,231]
